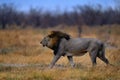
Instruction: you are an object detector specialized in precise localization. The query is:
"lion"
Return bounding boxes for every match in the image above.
[40,31,110,68]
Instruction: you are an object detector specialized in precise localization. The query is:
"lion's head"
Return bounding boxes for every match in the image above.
[40,31,70,50]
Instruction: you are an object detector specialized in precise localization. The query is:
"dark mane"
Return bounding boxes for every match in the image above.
[48,31,71,40]
[48,31,70,55]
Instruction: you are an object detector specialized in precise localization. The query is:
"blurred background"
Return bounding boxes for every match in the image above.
[0,0,120,29]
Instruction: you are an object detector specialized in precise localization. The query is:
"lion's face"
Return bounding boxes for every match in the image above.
[40,36,58,49]
[40,36,50,47]
[40,31,70,49]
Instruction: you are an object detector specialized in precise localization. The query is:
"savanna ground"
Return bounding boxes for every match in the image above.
[0,25,120,80]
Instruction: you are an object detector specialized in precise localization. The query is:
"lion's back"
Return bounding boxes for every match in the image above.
[64,38,104,52]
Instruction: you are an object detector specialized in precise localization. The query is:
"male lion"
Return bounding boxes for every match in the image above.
[40,31,109,68]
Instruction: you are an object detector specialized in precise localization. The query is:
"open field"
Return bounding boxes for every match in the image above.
[0,25,120,80]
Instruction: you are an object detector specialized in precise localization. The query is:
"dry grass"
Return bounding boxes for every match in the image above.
[0,25,120,80]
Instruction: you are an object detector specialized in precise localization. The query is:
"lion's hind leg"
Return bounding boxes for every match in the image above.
[97,49,109,65]
[89,49,98,66]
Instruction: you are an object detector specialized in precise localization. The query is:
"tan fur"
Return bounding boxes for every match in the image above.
[50,37,58,47]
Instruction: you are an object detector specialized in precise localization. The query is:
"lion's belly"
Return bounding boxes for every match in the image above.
[65,50,87,56]
[64,38,89,56]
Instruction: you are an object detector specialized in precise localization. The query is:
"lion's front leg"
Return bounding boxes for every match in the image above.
[67,56,75,68]
[49,54,61,68]
[49,38,66,69]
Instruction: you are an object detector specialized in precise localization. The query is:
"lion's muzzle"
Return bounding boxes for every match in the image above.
[40,41,46,47]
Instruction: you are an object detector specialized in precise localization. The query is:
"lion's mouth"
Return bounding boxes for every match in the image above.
[40,41,46,47]
[42,43,47,47]
[43,45,46,47]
